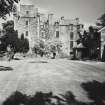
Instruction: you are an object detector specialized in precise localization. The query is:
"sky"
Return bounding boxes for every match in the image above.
[20,0,105,28]
[0,0,105,29]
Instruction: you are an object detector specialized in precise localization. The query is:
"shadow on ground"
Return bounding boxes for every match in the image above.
[29,61,48,63]
[81,80,105,105]
[0,66,13,71]
[2,80,105,105]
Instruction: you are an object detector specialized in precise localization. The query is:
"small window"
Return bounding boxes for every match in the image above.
[26,31,28,36]
[70,41,73,48]
[26,21,28,25]
[70,32,73,40]
[26,11,29,14]
[56,31,59,38]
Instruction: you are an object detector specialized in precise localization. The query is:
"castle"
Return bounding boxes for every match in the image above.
[13,4,84,56]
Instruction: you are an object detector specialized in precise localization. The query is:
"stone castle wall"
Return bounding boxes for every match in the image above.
[14,5,38,49]
[14,5,84,56]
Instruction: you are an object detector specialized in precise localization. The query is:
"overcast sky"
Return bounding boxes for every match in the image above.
[0,0,105,28]
[20,0,105,26]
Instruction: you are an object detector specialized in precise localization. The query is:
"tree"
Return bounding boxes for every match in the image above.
[88,27,101,59]
[0,0,20,19]
[96,13,105,28]
[1,20,18,51]
[77,26,101,59]
[2,20,14,31]
[47,39,62,53]
[1,20,29,53]
[32,39,45,56]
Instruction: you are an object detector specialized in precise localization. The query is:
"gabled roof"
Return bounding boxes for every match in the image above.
[98,27,105,32]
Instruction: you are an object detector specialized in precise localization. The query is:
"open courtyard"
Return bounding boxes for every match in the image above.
[0,57,105,104]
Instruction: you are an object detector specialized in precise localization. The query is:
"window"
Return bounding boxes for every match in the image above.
[70,32,73,40]
[26,31,28,36]
[26,21,28,25]
[77,25,80,30]
[81,24,84,28]
[70,41,73,48]
[69,24,73,30]
[26,11,29,15]
[56,31,59,38]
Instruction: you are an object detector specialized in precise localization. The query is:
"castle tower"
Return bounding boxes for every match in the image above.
[13,4,38,53]
[48,13,54,39]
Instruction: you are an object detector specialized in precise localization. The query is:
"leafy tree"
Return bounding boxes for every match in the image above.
[46,39,62,53]
[0,0,20,19]
[32,39,45,55]
[1,20,29,53]
[32,39,62,57]
[96,13,105,28]
[1,20,18,51]
[2,20,14,31]
[79,26,101,59]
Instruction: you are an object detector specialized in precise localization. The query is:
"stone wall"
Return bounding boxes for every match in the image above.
[14,5,38,49]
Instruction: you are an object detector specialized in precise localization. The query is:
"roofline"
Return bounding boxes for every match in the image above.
[20,4,34,6]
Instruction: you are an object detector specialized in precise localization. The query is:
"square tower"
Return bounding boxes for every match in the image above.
[14,5,38,49]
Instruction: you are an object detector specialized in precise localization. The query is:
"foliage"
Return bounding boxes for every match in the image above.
[77,26,101,59]
[32,39,45,54]
[0,0,20,19]
[96,13,105,28]
[32,39,62,57]
[78,26,100,48]
[2,20,14,31]
[0,20,17,51]
[47,39,62,53]
[0,20,29,53]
